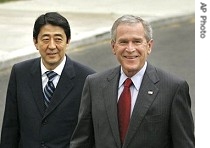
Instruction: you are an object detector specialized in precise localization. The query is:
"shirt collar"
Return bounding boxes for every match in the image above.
[119,61,147,90]
[41,55,66,76]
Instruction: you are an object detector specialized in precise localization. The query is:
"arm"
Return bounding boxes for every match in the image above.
[0,66,20,147]
[170,80,195,148]
[70,76,95,148]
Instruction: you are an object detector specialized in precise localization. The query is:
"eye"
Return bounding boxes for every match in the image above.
[42,37,49,43]
[55,37,63,43]
[118,40,128,45]
[134,40,143,44]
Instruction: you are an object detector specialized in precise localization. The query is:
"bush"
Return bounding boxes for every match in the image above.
[0,0,17,3]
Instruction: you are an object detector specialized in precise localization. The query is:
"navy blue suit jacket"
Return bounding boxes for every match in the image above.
[0,55,95,148]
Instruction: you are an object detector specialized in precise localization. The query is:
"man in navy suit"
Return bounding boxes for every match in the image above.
[70,15,194,148]
[0,12,95,148]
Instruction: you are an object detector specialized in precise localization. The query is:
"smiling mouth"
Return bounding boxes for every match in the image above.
[124,56,138,59]
[47,53,57,55]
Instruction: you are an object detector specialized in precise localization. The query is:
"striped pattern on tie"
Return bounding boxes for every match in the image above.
[43,71,57,107]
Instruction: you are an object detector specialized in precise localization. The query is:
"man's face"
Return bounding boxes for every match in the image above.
[34,24,69,70]
[111,23,153,77]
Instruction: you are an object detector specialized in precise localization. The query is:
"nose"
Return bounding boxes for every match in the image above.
[48,39,56,49]
[125,42,135,52]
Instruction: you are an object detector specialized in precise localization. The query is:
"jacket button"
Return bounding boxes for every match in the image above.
[41,141,45,146]
[42,120,47,125]
[41,142,48,148]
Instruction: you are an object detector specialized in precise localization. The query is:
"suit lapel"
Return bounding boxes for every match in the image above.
[123,63,160,148]
[43,57,75,118]
[103,66,121,148]
[29,58,45,116]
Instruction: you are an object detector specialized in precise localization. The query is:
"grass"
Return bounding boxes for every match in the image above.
[0,0,18,3]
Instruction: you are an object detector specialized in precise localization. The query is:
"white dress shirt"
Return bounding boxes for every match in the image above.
[41,56,66,91]
[118,62,147,115]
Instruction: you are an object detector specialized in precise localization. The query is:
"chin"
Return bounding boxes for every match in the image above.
[47,59,59,64]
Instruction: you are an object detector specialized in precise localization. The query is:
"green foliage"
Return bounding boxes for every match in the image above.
[0,0,17,3]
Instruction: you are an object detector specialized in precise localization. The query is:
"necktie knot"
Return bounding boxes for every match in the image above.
[45,71,57,81]
[124,78,132,88]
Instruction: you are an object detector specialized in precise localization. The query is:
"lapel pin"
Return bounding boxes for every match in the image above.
[148,91,153,95]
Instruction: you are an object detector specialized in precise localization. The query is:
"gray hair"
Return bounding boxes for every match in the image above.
[111,15,153,42]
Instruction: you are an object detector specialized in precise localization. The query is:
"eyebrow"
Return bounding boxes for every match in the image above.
[41,33,63,38]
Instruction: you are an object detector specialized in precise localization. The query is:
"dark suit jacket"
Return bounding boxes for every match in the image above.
[70,63,194,148]
[0,55,95,148]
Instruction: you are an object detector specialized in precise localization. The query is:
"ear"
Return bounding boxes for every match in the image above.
[111,40,116,55]
[67,39,70,45]
[63,39,70,52]
[33,38,38,50]
[147,39,154,55]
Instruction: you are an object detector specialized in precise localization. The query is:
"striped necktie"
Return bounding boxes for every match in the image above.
[43,71,57,107]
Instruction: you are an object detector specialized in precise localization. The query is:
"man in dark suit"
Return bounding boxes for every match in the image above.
[0,12,95,148]
[70,15,194,148]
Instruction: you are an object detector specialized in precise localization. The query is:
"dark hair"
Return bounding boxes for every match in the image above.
[33,12,71,43]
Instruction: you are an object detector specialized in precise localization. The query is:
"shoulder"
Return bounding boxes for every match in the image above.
[65,56,95,75]
[86,66,120,84]
[12,57,40,71]
[73,60,95,73]
[147,63,188,87]
[157,66,185,83]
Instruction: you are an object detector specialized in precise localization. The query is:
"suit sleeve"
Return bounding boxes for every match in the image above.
[170,80,195,148]
[70,76,95,148]
[0,66,20,147]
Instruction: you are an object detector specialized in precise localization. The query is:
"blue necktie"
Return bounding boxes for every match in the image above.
[43,71,57,107]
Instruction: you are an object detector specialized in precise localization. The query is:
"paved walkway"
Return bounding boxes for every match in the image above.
[0,0,194,70]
